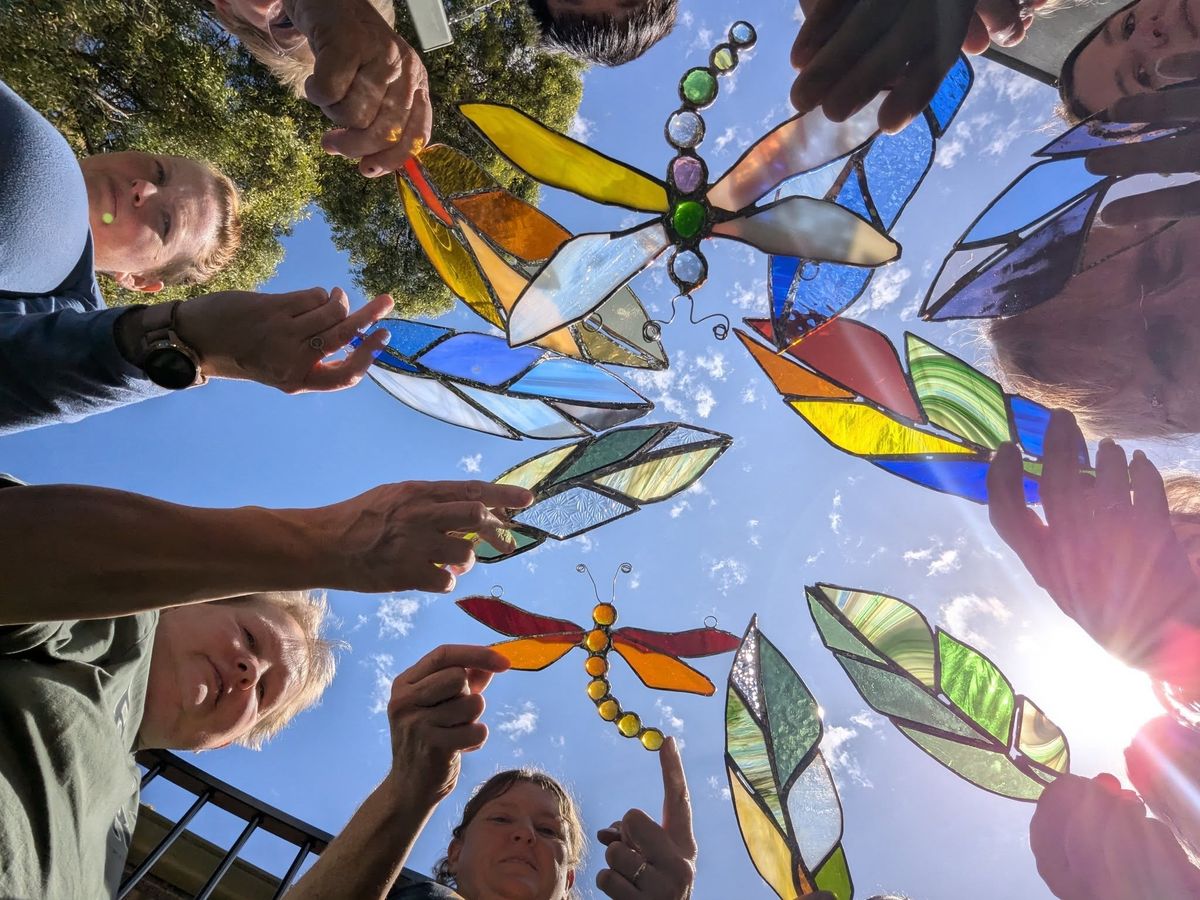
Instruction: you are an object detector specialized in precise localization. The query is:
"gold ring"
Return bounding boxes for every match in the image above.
[631,861,648,885]
[386,127,403,143]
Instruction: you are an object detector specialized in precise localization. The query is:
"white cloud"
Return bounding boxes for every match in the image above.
[498,701,539,739]
[708,557,748,595]
[902,547,932,563]
[829,491,843,535]
[726,280,763,312]
[377,596,422,639]
[655,698,685,733]
[366,653,395,716]
[927,549,961,577]
[694,384,716,418]
[693,352,728,381]
[747,519,761,548]
[713,125,753,156]
[740,379,759,405]
[935,139,965,169]
[850,710,883,731]
[845,265,911,316]
[669,499,691,518]
[706,774,732,801]
[939,594,1012,649]
[567,114,594,144]
[458,453,482,474]
[679,9,694,27]
[821,723,873,788]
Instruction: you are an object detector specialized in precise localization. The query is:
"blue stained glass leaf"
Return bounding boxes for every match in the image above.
[1009,395,1052,458]
[863,112,933,229]
[928,57,973,136]
[513,486,635,538]
[417,332,545,385]
[1038,119,1184,157]
[963,158,1104,245]
[457,386,587,440]
[925,190,1099,320]
[775,265,872,346]
[510,357,648,405]
[373,319,452,358]
[650,424,725,452]
[872,458,1040,505]
[373,350,420,373]
[771,255,801,322]
[835,169,870,221]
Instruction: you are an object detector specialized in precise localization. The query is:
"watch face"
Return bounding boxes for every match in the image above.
[144,347,198,390]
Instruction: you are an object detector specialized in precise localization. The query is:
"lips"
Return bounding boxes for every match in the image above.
[206,656,225,707]
[499,856,537,871]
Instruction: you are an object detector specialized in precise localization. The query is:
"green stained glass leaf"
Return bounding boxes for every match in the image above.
[898,726,1047,801]
[938,631,1015,744]
[551,425,660,485]
[837,655,983,740]
[495,445,575,489]
[594,446,723,501]
[906,334,1010,448]
[816,585,936,687]
[725,619,850,900]
[813,845,853,900]
[806,588,888,667]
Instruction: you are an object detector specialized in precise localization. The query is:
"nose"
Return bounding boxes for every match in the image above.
[510,823,535,844]
[131,179,158,208]
[233,654,263,693]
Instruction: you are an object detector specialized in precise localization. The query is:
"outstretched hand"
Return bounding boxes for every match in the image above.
[986,410,1200,687]
[596,737,696,899]
[791,0,1041,134]
[1087,52,1200,225]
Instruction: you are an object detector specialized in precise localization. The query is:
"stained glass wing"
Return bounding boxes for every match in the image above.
[507,225,671,346]
[488,636,581,670]
[456,595,583,639]
[726,617,850,899]
[905,333,1011,448]
[614,626,742,658]
[459,102,669,213]
[480,423,732,562]
[611,636,719,695]
[807,584,1069,801]
[711,195,899,266]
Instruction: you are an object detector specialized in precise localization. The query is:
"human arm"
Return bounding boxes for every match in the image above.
[1086,53,1200,225]
[286,644,508,900]
[0,480,532,624]
[791,0,1043,133]
[986,410,1200,692]
[595,737,696,899]
[1029,773,1200,899]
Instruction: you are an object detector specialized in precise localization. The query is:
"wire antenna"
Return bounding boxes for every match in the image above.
[611,562,634,602]
[576,563,600,602]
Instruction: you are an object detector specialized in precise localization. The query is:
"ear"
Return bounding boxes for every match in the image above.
[445,836,462,873]
[115,272,165,293]
[566,870,575,892]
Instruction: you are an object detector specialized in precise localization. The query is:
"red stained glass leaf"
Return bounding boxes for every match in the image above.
[456,596,584,640]
[402,159,453,225]
[612,636,717,695]
[744,318,924,422]
[615,626,743,658]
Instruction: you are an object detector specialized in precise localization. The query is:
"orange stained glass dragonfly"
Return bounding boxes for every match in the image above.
[457,567,740,750]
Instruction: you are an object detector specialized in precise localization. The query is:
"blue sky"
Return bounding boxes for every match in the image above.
[6,1,1194,896]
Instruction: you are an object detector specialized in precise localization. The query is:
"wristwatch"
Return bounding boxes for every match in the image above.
[127,301,207,390]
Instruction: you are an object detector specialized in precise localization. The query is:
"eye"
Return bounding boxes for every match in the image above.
[155,159,166,185]
[257,681,267,702]
[490,815,512,824]
[244,627,257,650]
[1122,11,1136,38]
[537,826,562,838]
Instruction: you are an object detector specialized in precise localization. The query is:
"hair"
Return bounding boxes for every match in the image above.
[151,163,242,286]
[432,769,586,898]
[210,0,396,97]
[525,0,677,67]
[214,590,344,750]
[1057,0,1141,123]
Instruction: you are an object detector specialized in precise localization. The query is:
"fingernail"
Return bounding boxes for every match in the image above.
[1099,437,1115,448]
[377,328,391,344]
[1133,449,1147,462]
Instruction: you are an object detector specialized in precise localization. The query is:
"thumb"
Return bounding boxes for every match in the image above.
[659,737,695,853]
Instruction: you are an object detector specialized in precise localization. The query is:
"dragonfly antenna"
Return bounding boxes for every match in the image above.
[575,563,600,603]
[611,562,633,603]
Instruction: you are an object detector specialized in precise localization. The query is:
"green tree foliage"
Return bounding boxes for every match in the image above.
[1,0,585,315]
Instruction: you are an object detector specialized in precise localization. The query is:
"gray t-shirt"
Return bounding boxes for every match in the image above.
[0,611,158,899]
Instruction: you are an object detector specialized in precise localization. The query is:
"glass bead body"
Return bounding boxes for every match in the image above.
[580,601,666,750]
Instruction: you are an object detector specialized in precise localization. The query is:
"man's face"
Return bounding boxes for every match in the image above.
[141,600,306,751]
[79,151,222,292]
[1069,0,1200,117]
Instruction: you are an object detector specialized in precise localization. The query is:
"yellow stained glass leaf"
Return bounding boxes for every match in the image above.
[578,324,657,368]
[495,444,575,489]
[736,330,853,399]
[417,144,493,196]
[398,179,501,327]
[729,769,806,898]
[460,103,669,214]
[612,636,715,695]
[453,190,569,262]
[790,400,980,458]
[595,447,723,502]
[819,586,936,688]
[491,635,579,670]
[1018,697,1070,773]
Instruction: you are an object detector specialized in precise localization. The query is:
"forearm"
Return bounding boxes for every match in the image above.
[0,484,334,623]
[286,775,439,900]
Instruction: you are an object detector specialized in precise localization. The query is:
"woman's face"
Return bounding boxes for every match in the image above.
[447,782,575,900]
[1068,0,1200,117]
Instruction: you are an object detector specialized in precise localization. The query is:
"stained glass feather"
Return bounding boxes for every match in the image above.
[726,617,852,899]
[807,584,1070,801]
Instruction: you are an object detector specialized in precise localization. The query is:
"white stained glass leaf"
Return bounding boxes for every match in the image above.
[650,424,724,452]
[513,486,635,538]
[730,622,764,717]
[456,385,587,440]
[707,101,882,212]
[507,225,671,346]
[711,196,899,265]
[368,368,514,438]
[787,754,843,868]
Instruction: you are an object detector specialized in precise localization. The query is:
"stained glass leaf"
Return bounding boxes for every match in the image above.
[615,626,742,658]
[481,423,732,561]
[456,595,583,639]
[725,618,850,899]
[808,583,1070,801]
[489,635,582,670]
[1036,118,1184,158]
[791,400,980,458]
[872,457,1041,505]
[459,102,669,213]
[906,333,1010,448]
[736,329,854,399]
[453,189,569,262]
[962,158,1104,245]
[508,225,671,346]
[612,636,718,695]
[368,367,516,439]
[711,195,899,266]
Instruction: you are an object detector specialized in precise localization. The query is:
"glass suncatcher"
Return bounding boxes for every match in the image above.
[921,115,1193,321]
[726,617,852,899]
[737,318,1078,504]
[365,318,652,439]
[807,584,1070,801]
[474,422,732,561]
[771,58,971,348]
[457,564,740,749]
[397,143,668,369]
[458,21,901,348]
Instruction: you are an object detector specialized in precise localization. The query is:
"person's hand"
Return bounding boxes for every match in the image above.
[596,737,696,899]
[791,0,1042,134]
[385,644,510,804]
[176,286,393,393]
[1030,773,1200,899]
[986,410,1200,687]
[1087,52,1200,225]
[321,480,535,593]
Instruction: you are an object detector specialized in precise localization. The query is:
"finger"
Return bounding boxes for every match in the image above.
[1129,449,1172,528]
[791,0,854,70]
[791,0,896,113]
[961,13,991,54]
[358,93,433,177]
[426,720,489,753]
[404,644,511,685]
[305,49,364,114]
[1157,50,1200,80]
[302,328,390,392]
[424,691,486,727]
[465,666,495,694]
[987,444,1051,582]
[822,23,916,122]
[294,286,351,338]
[428,501,504,534]
[319,57,398,131]
[1094,438,1133,517]
[1100,182,1200,226]
[878,51,954,134]
[1042,410,1090,533]
[1108,84,1200,126]
[281,286,332,316]
[595,868,640,900]
[430,535,476,568]
[604,840,647,882]
[659,737,696,853]
[1088,133,1200,177]
[408,666,470,706]
[597,821,624,846]
[472,523,517,555]
[313,293,395,355]
[425,480,536,509]
[621,808,677,866]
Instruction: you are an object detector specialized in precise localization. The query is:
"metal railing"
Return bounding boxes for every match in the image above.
[123,749,429,900]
